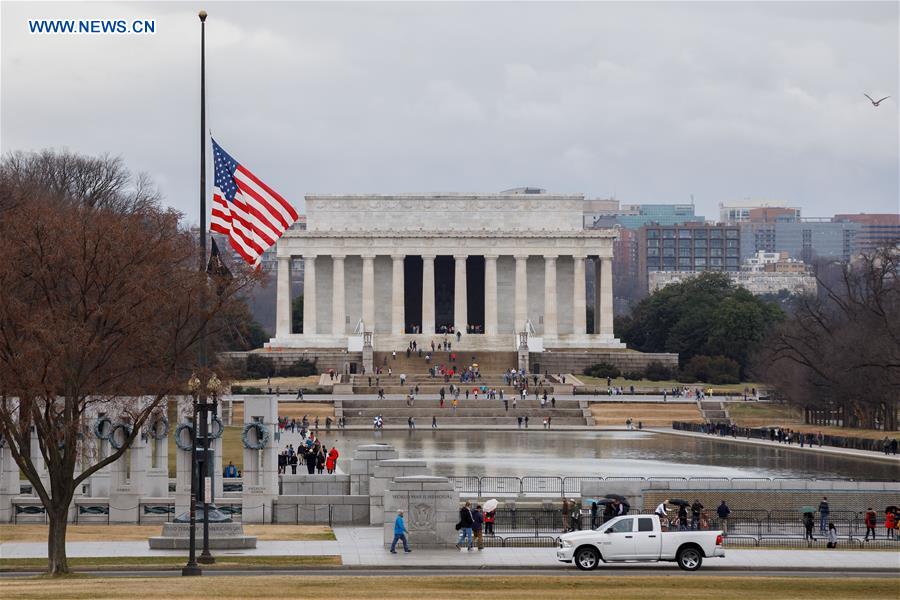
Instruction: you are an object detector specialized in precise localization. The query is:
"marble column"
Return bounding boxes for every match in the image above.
[422,255,436,334]
[391,255,405,335]
[514,255,528,332]
[453,255,468,335]
[573,254,587,335]
[593,258,602,334]
[276,256,291,338]
[362,255,375,331]
[484,255,498,336]
[543,255,558,337]
[303,255,317,335]
[332,255,345,336]
[600,256,614,337]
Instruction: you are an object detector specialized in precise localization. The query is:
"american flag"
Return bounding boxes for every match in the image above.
[210,138,298,266]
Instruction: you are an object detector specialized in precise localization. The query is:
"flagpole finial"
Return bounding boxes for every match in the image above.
[198,10,208,22]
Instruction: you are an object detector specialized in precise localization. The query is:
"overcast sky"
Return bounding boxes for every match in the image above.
[2,1,898,222]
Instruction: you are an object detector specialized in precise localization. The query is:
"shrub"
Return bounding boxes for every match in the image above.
[245,354,275,379]
[623,371,645,381]
[643,361,672,381]
[278,359,317,377]
[584,362,621,379]
[231,385,263,395]
[683,355,740,384]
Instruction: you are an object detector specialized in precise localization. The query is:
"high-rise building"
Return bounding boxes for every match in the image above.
[638,222,741,291]
[720,199,799,224]
[833,213,900,253]
[739,219,860,263]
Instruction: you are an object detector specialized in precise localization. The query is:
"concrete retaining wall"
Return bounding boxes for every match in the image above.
[280,474,350,496]
[534,350,679,374]
[274,494,369,524]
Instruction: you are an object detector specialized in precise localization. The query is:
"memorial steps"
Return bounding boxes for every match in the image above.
[371,349,518,373]
[340,396,589,427]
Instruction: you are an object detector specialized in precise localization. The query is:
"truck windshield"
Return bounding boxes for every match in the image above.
[608,518,634,533]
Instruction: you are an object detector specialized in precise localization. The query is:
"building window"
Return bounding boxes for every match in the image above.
[710,248,723,257]
[726,239,738,248]
[663,247,676,257]
[663,238,675,247]
[726,229,739,238]
[710,238,723,248]
[647,238,659,247]
[662,229,676,238]
[678,257,692,267]
[678,229,692,238]
[647,247,660,257]
[695,257,707,266]
[694,239,707,249]
[726,248,739,257]
[646,229,660,239]
[710,229,723,239]
[679,247,692,257]
[693,229,707,239]
[710,257,723,266]
[725,257,739,266]
[663,257,676,266]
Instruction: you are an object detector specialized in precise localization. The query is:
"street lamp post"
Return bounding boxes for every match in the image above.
[181,374,203,577]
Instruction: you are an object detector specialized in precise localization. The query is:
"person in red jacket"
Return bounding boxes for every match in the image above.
[885,509,896,539]
[325,446,339,474]
[864,507,877,541]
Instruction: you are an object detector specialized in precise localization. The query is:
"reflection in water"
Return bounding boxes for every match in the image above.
[319,430,896,480]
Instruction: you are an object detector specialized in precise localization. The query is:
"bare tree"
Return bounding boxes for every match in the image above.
[0,150,260,575]
[759,246,900,431]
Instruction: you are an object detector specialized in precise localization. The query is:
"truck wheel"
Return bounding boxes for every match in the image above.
[676,546,703,571]
[574,546,600,571]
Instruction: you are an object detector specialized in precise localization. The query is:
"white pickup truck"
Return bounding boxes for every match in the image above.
[556,514,724,571]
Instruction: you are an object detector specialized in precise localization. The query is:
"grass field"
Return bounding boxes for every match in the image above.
[0,555,339,573]
[1,575,896,599]
[578,376,762,395]
[591,402,703,427]
[0,524,334,543]
[726,403,892,440]
[232,375,321,390]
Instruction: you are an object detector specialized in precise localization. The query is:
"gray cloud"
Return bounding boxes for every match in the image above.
[2,1,897,222]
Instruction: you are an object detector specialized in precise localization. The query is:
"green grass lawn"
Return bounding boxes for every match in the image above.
[0,555,340,572]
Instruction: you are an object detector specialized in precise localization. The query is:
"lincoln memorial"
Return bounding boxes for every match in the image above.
[266,193,624,352]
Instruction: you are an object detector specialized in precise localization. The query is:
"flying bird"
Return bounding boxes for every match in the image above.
[864,93,890,107]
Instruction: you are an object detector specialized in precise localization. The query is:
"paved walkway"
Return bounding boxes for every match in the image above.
[6,527,896,571]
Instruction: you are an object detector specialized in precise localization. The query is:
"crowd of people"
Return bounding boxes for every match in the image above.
[277,433,339,475]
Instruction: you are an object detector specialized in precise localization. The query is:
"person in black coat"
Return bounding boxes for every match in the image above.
[456,501,475,551]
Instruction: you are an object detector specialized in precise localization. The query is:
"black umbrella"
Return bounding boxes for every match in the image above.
[588,498,614,505]
[668,498,691,506]
[604,493,627,502]
[886,505,898,512]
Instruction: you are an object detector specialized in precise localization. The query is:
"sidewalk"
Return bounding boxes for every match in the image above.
[3,527,897,571]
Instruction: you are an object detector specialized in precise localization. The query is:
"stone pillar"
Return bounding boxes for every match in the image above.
[453,255,467,335]
[422,255,436,334]
[242,396,279,523]
[174,398,194,516]
[276,256,291,338]
[514,255,528,332]
[543,255,558,337]
[303,255,317,335]
[600,256,615,338]
[369,458,428,525]
[573,254,587,335]
[391,255,405,335]
[146,412,170,498]
[383,476,459,548]
[484,255,498,336]
[593,258,602,334]
[349,443,399,497]
[0,439,20,523]
[362,254,375,331]
[332,255,346,336]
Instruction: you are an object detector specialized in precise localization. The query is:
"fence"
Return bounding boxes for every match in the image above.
[433,475,896,497]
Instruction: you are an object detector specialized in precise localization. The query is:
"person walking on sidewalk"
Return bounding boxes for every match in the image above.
[826,522,838,549]
[390,509,412,553]
[473,504,485,551]
[818,497,830,534]
[456,501,475,551]
[716,500,731,535]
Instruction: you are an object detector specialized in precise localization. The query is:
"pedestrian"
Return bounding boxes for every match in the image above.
[326,446,339,474]
[818,497,829,534]
[456,501,475,551]
[690,499,704,530]
[562,498,570,532]
[432,416,437,429]
[826,522,838,548]
[296,388,304,400]
[864,507,877,541]
[289,452,298,475]
[886,509,897,539]
[716,500,731,535]
[390,509,412,553]
[517,416,522,429]
[803,511,816,542]
[473,504,485,550]
[484,509,495,535]
[524,415,529,428]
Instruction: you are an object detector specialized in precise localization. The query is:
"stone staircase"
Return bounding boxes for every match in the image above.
[340,396,589,427]
[699,400,731,424]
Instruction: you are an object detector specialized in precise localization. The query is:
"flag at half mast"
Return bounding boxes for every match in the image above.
[210,138,298,266]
